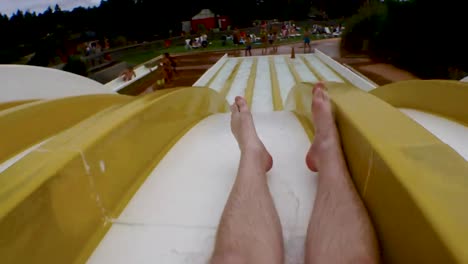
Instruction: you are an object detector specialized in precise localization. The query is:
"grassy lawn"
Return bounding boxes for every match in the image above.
[118,40,238,65]
[118,36,306,66]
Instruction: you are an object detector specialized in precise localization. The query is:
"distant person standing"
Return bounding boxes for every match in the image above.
[245,35,252,57]
[163,53,177,75]
[85,44,91,56]
[233,28,240,46]
[201,34,208,48]
[260,30,268,55]
[185,38,192,50]
[161,56,174,84]
[303,28,311,53]
[104,38,110,50]
[272,32,278,53]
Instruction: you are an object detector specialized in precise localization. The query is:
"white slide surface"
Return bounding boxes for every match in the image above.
[88,111,318,264]
[0,65,112,102]
[400,108,468,160]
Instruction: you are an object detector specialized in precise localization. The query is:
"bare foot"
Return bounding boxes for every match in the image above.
[230,96,273,172]
[306,83,340,172]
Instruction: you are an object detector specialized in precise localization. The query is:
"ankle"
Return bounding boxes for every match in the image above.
[240,143,265,156]
[316,132,339,149]
[241,144,273,172]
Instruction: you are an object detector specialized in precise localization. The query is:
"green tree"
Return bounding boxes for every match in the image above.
[63,55,87,76]
[342,0,468,79]
[54,4,62,13]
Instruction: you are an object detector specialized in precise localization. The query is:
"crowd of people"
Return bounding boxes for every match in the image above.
[178,20,344,58]
[184,34,209,50]
[231,29,280,56]
[232,21,344,55]
[118,21,344,84]
[80,39,112,67]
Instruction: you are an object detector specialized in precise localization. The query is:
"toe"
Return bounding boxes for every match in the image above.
[317,81,325,90]
[312,82,319,93]
[235,96,249,112]
[312,82,323,96]
[316,86,325,100]
[230,103,238,113]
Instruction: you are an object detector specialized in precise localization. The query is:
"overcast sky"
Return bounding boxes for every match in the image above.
[0,0,101,16]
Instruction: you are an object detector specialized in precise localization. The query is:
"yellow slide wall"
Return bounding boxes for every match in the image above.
[290,82,468,263]
[0,94,132,164]
[371,80,468,125]
[0,99,38,112]
[0,88,228,264]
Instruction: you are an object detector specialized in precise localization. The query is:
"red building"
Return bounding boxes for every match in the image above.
[191,9,230,32]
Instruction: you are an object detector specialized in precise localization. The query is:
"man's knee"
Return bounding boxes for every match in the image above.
[211,251,247,264]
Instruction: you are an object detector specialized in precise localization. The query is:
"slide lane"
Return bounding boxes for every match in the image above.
[88,111,316,264]
[199,54,364,113]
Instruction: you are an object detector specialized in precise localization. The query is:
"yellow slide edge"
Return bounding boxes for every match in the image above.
[0,99,39,112]
[370,80,468,125]
[0,87,229,264]
[290,82,468,263]
[0,94,133,164]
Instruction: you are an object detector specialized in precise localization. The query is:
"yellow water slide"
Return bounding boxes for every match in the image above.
[0,53,467,264]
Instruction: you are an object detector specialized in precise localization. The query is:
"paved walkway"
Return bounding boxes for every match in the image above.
[164,53,226,88]
[338,57,419,85]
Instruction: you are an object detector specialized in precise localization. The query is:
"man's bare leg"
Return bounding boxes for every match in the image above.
[211,96,284,264]
[305,83,380,263]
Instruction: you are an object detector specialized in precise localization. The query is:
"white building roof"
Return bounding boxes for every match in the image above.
[192,9,215,20]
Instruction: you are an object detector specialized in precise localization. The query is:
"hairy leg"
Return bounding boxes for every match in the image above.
[211,96,284,264]
[305,83,380,264]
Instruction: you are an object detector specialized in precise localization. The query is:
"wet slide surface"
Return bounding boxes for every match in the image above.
[88,111,317,263]
[400,108,468,160]
[195,54,345,112]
